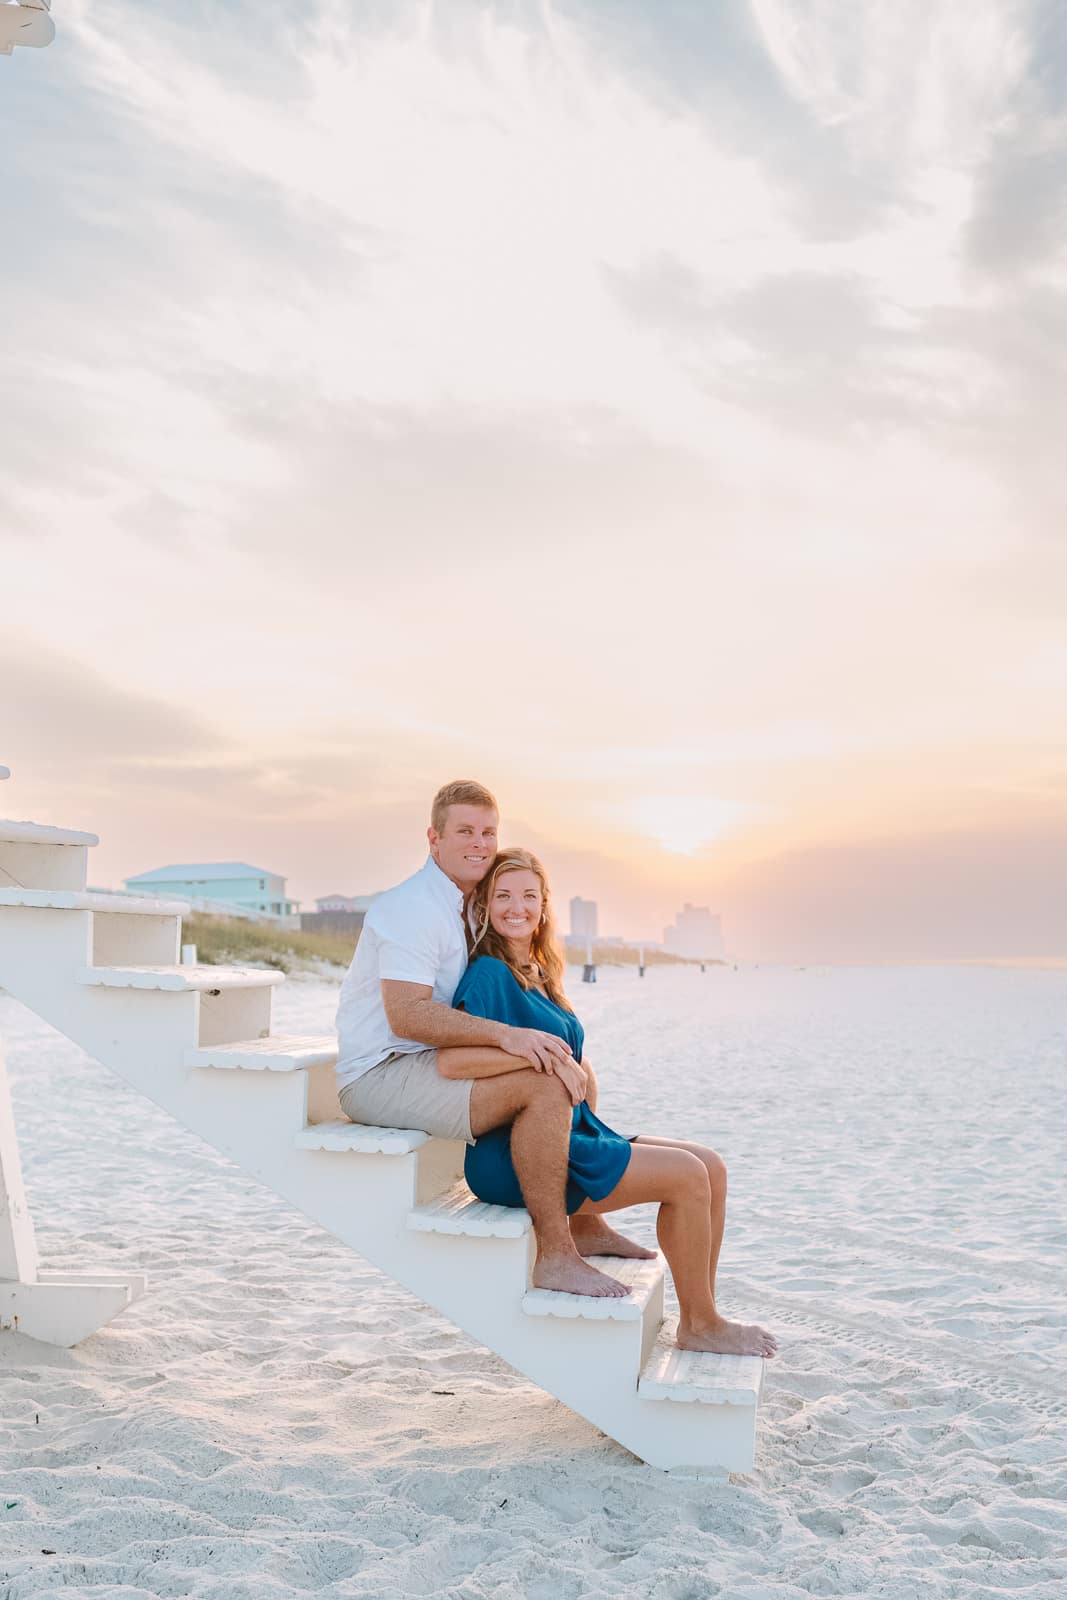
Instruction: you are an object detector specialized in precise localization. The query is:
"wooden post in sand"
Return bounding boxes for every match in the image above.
[638,945,645,978]
[582,936,597,983]
[0,768,147,1345]
[0,1040,146,1344]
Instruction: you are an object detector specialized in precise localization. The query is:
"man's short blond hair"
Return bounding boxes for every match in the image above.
[431,779,499,834]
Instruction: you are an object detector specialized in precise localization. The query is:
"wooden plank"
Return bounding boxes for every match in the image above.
[294,1120,429,1154]
[187,1034,339,1071]
[638,1324,764,1406]
[523,1255,663,1322]
[0,889,186,914]
[76,964,284,992]
[408,1180,531,1238]
[0,820,97,846]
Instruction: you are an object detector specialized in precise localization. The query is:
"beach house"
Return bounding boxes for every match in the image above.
[301,892,378,936]
[123,863,298,923]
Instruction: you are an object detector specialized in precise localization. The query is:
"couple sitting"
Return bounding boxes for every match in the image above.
[335,779,776,1358]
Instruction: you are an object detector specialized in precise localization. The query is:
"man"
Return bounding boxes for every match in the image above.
[335,779,637,1298]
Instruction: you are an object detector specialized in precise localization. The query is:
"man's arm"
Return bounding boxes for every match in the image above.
[381,980,574,1071]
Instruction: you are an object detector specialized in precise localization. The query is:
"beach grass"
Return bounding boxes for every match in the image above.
[179,914,358,974]
[179,916,708,976]
[564,942,705,969]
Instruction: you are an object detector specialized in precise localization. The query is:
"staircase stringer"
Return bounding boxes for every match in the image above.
[0,906,758,1471]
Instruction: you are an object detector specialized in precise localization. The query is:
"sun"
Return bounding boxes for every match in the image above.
[627,795,751,855]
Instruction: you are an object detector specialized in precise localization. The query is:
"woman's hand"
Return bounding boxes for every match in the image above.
[500,1024,574,1073]
[548,1055,588,1106]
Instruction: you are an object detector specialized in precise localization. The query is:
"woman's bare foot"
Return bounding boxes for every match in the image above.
[533,1253,633,1297]
[677,1317,778,1357]
[570,1216,657,1260]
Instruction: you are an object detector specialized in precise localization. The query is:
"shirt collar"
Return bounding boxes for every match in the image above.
[422,853,465,912]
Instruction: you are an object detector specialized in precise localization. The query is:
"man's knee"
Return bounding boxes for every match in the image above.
[531,1069,572,1101]
[521,1070,573,1117]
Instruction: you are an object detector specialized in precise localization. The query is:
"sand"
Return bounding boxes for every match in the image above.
[1,963,1065,1599]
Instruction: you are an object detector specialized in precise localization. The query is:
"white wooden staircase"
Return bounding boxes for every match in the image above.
[0,777,765,1473]
[0,1,55,55]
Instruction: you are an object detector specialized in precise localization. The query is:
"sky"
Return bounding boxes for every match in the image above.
[2,0,1066,961]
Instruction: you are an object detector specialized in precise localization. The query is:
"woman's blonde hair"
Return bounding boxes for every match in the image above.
[469,847,573,1012]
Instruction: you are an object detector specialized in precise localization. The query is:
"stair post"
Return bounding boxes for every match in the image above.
[0,1038,147,1345]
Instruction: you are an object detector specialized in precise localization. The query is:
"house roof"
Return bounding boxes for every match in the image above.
[125,862,283,883]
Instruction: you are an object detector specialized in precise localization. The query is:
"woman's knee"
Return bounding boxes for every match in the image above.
[701,1148,727,1192]
[664,1149,712,1201]
[677,1141,726,1193]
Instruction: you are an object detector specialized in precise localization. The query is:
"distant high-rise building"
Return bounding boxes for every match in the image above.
[663,903,725,960]
[569,895,599,940]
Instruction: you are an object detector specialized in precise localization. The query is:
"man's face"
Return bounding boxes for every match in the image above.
[428,805,499,892]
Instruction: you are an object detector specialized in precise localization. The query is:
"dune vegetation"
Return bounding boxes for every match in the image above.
[179,917,704,976]
[179,914,358,974]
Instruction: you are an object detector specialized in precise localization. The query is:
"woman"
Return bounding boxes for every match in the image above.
[438,848,777,1360]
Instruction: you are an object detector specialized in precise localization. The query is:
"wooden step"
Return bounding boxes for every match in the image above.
[76,964,284,992]
[408,1180,531,1238]
[638,1323,765,1407]
[187,1034,338,1071]
[294,1120,430,1154]
[0,888,187,914]
[523,1255,663,1322]
[0,819,98,846]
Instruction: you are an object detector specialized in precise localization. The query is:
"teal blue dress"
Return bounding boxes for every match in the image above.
[453,955,634,1214]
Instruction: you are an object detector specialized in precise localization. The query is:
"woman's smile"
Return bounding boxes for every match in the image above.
[488,868,544,945]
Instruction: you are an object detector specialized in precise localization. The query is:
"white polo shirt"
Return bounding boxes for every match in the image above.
[335,855,468,1091]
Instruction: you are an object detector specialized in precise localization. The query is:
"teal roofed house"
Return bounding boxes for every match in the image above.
[123,862,299,922]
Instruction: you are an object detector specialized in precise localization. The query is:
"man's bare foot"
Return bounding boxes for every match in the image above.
[570,1216,657,1260]
[677,1317,778,1357]
[532,1253,633,1298]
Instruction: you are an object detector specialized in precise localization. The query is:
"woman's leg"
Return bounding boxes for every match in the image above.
[632,1136,728,1291]
[576,1145,777,1357]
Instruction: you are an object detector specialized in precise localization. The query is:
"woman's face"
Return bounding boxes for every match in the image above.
[488,868,544,944]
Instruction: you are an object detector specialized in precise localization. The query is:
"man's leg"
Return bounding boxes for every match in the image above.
[469,1069,630,1298]
[563,1063,657,1261]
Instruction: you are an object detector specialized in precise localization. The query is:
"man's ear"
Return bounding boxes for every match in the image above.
[427,825,438,853]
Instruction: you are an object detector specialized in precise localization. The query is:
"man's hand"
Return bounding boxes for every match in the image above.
[501,1024,574,1072]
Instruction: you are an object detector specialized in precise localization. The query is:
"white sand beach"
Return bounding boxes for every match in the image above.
[1,963,1065,1599]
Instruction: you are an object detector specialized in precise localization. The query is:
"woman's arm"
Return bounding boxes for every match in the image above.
[579,1055,598,1113]
[438,1044,589,1103]
[436,1045,530,1080]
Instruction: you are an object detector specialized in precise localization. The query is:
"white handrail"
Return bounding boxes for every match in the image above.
[0,1,55,55]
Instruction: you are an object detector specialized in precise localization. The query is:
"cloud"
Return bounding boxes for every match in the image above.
[968,138,1067,279]
[965,0,1067,278]
[0,637,226,766]
[718,818,1067,962]
[2,1,1065,955]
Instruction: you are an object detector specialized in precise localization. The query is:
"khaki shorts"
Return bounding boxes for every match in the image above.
[338,1048,474,1144]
